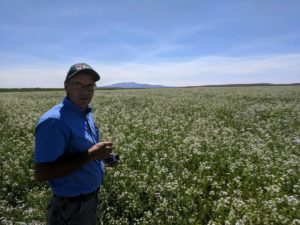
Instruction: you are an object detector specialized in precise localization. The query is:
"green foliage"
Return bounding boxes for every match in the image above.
[0,87,299,224]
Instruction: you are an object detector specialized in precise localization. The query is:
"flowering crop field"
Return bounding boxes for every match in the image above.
[0,87,299,225]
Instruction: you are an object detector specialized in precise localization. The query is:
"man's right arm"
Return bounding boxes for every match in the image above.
[34,141,113,181]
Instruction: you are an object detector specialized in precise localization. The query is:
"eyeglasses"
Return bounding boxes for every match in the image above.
[69,81,96,92]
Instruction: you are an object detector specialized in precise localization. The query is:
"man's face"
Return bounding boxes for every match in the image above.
[64,73,95,110]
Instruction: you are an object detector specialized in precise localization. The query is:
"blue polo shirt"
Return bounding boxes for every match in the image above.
[34,97,104,197]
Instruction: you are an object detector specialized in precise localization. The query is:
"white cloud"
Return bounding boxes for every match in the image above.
[1,54,299,88]
[97,54,300,86]
[1,68,65,88]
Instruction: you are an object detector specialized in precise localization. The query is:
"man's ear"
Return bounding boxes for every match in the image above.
[64,81,68,90]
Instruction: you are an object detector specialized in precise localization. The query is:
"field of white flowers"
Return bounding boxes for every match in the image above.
[0,86,299,225]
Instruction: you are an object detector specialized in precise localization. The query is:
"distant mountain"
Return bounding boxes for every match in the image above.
[98,82,300,89]
[98,82,168,89]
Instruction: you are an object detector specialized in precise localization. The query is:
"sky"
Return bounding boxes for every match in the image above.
[1,0,300,88]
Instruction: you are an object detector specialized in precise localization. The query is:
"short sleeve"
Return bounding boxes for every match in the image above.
[34,117,69,163]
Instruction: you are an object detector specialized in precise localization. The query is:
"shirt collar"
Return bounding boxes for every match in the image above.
[63,96,92,116]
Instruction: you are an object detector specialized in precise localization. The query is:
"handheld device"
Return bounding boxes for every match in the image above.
[105,154,120,164]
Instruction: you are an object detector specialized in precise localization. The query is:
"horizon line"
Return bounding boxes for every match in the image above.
[1,82,300,90]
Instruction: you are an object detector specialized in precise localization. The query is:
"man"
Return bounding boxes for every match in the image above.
[34,63,116,225]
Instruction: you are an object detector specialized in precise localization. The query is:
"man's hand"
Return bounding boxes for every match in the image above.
[88,141,113,161]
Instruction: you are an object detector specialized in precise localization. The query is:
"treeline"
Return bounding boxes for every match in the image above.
[189,83,300,88]
[0,88,64,92]
[1,83,299,92]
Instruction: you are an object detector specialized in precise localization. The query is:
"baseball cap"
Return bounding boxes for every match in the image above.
[66,63,100,81]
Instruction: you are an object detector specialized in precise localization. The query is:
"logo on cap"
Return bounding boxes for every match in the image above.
[75,64,90,70]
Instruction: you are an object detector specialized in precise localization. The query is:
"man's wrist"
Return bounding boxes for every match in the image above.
[82,150,92,162]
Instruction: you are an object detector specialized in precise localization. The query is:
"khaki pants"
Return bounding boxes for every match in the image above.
[47,192,98,225]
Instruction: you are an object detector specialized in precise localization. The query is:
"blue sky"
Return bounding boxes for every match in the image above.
[1,0,300,88]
